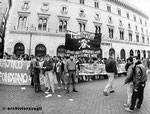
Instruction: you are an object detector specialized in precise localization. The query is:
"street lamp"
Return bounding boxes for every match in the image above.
[29,24,34,57]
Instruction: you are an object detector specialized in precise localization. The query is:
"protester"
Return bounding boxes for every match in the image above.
[32,56,42,93]
[103,55,118,96]
[124,57,134,107]
[66,54,78,93]
[43,55,54,96]
[54,56,66,89]
[125,56,147,112]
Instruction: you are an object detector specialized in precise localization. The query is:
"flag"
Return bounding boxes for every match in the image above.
[65,33,101,51]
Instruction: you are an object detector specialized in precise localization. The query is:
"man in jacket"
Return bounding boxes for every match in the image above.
[66,54,78,93]
[125,56,147,112]
[103,55,118,96]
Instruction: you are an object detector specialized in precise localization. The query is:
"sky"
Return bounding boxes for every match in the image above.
[125,0,150,28]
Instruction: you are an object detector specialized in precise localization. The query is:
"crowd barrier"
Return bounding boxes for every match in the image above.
[0,59,126,85]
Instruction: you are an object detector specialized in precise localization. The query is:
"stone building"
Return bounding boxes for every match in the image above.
[4,0,150,59]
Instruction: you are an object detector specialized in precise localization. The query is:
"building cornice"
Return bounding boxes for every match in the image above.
[102,38,150,47]
[105,0,149,19]
[9,30,65,37]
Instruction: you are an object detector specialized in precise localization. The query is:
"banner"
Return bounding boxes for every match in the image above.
[65,33,101,51]
[79,63,126,76]
[0,59,46,85]
[79,63,106,75]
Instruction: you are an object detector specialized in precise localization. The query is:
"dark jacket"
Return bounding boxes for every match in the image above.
[105,58,118,74]
[133,61,147,90]
[43,60,53,71]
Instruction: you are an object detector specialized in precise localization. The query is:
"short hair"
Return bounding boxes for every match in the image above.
[127,57,133,63]
[133,56,139,60]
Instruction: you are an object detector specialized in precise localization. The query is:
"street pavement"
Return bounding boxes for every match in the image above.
[0,76,150,114]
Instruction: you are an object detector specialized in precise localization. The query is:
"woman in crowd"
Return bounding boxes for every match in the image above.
[54,56,66,89]
[124,57,134,107]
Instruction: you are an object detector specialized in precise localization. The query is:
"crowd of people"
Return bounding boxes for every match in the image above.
[1,52,150,112]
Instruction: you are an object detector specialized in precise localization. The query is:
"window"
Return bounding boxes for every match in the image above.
[147,37,149,44]
[145,21,147,26]
[118,9,121,16]
[59,20,67,32]
[80,0,84,4]
[38,18,48,31]
[79,22,86,32]
[128,23,131,29]
[140,19,142,24]
[120,30,124,40]
[142,36,145,43]
[146,30,148,34]
[134,16,136,22]
[141,27,143,33]
[95,25,101,34]
[17,16,27,29]
[129,33,132,41]
[136,34,139,42]
[126,13,129,19]
[94,2,99,8]
[135,25,138,31]
[108,28,114,39]
[107,6,111,12]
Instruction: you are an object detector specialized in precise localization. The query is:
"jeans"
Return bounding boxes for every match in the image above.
[56,72,65,88]
[67,71,76,91]
[130,83,146,110]
[104,73,114,93]
[126,82,133,104]
[45,71,55,93]
[33,73,41,92]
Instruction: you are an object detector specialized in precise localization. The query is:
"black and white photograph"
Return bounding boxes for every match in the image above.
[0,0,150,114]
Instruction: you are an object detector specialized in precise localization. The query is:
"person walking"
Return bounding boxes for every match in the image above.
[43,55,54,96]
[66,54,78,93]
[103,55,118,96]
[124,57,134,107]
[125,56,147,112]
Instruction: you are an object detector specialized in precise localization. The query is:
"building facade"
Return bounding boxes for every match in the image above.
[4,0,150,59]
[0,0,12,58]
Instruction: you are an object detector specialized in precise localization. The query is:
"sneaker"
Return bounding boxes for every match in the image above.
[110,90,115,93]
[103,91,108,96]
[124,103,130,107]
[58,87,61,89]
[125,108,133,113]
[73,90,78,92]
[134,107,140,111]
[45,94,52,98]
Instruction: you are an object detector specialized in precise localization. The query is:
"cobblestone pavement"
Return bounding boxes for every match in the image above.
[0,76,150,114]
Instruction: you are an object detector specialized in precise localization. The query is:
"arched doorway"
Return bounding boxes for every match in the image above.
[143,50,146,58]
[129,50,134,57]
[14,43,25,57]
[57,45,66,57]
[137,50,140,59]
[120,49,126,60]
[35,44,46,57]
[109,48,115,59]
